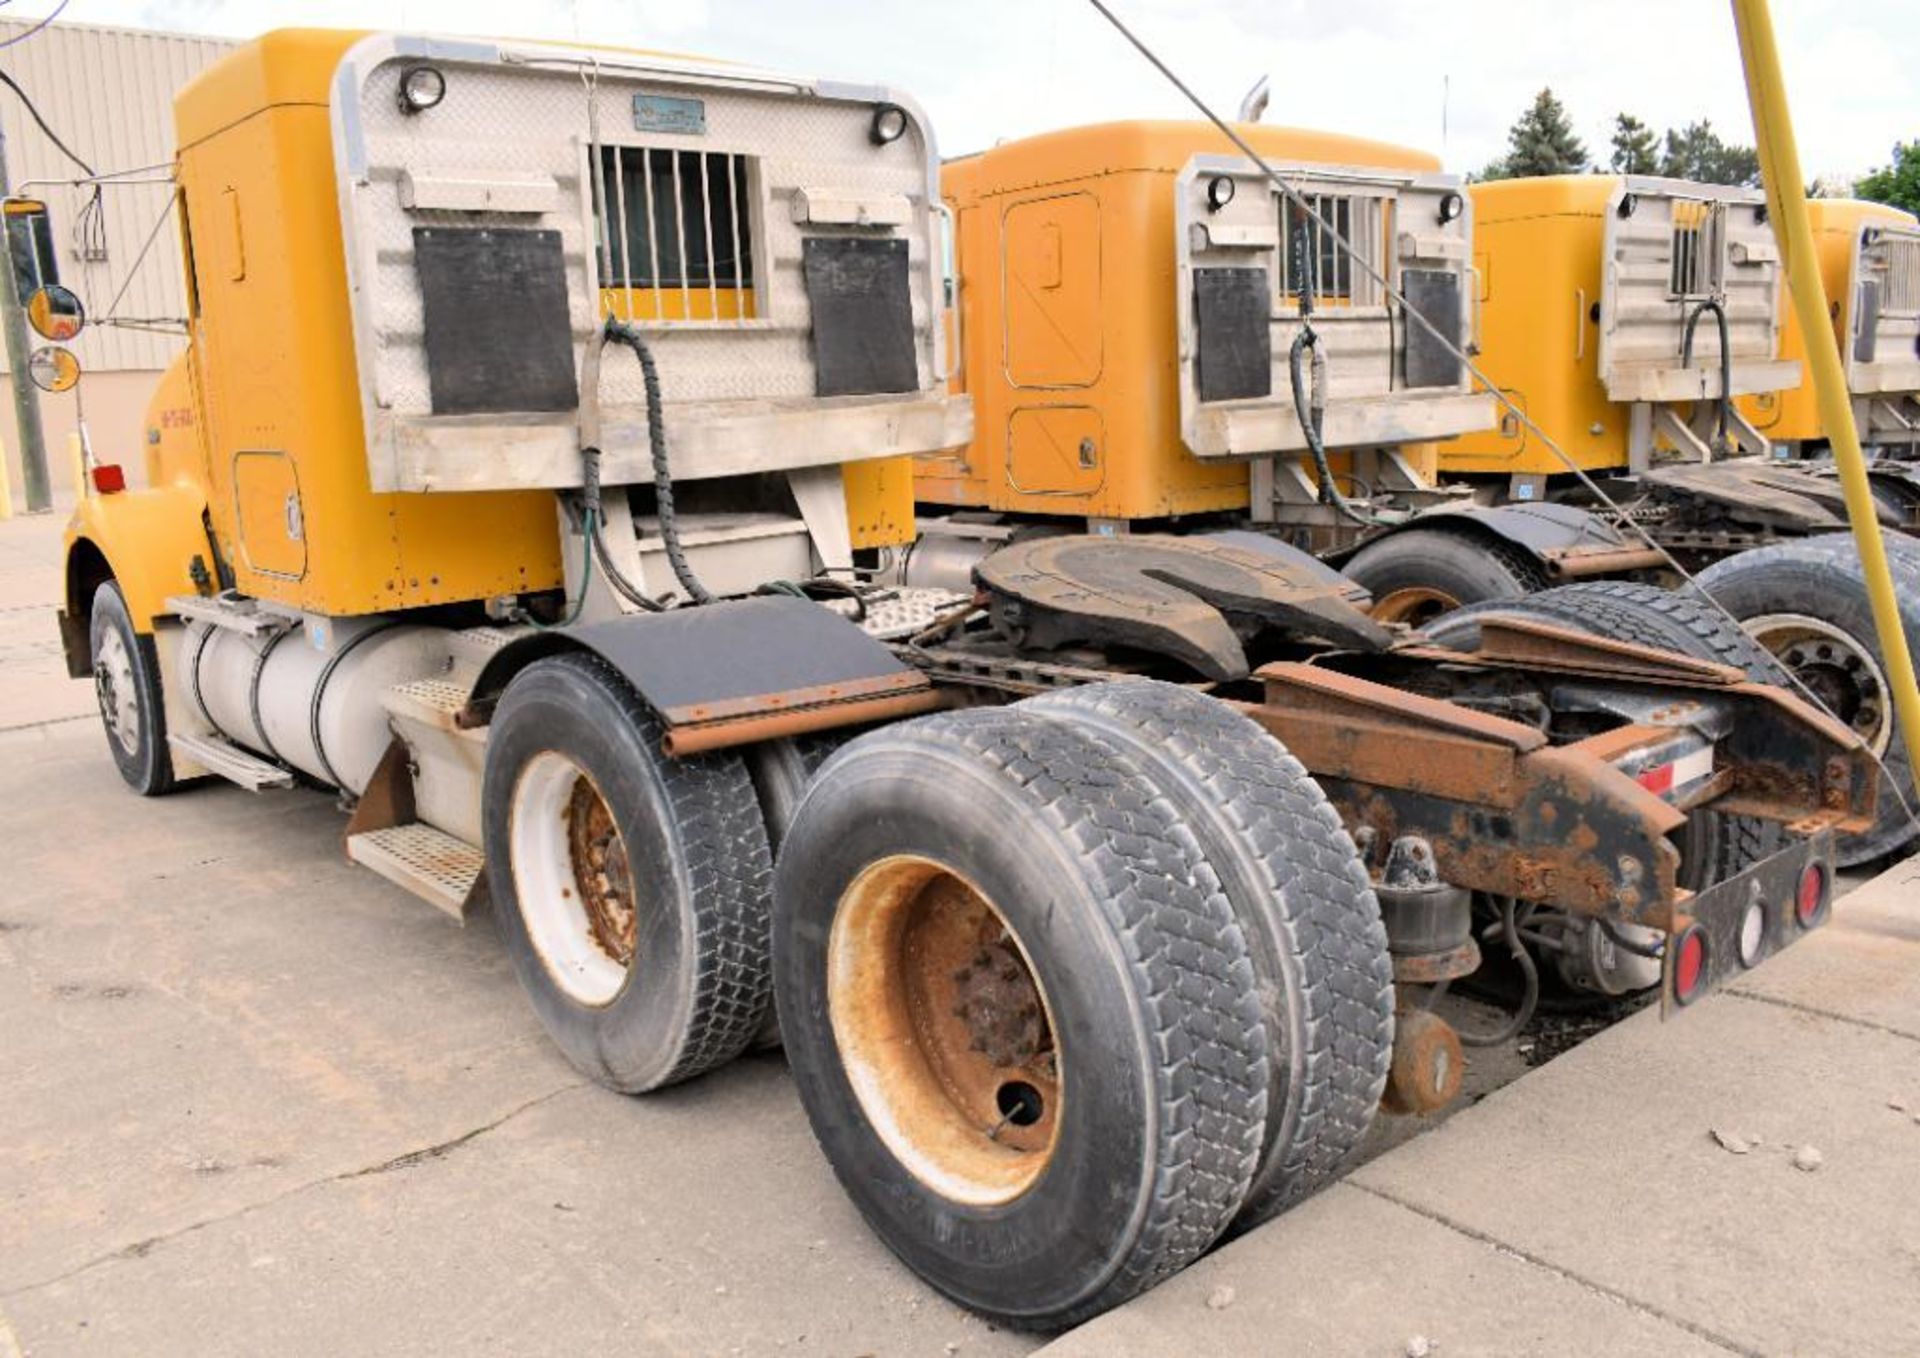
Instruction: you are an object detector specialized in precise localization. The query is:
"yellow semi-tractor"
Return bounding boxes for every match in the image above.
[909,120,1496,575]
[1338,173,1920,866]
[1742,197,1920,456]
[49,30,1884,1328]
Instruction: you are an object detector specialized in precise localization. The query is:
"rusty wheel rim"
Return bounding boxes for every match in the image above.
[509,751,637,1006]
[828,856,1062,1206]
[1368,585,1463,628]
[1745,613,1893,756]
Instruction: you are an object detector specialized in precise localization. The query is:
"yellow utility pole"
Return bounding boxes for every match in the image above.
[1731,0,1920,785]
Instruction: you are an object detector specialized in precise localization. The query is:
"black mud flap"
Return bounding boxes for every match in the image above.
[1194,267,1273,402]
[414,226,578,416]
[1402,268,1464,389]
[463,597,936,753]
[803,237,919,397]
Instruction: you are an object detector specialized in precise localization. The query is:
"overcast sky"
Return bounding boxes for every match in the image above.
[9,0,1915,181]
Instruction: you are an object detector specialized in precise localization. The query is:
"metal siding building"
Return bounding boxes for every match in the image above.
[0,17,234,494]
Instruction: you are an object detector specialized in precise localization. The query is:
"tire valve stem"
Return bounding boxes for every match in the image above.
[985,1107,1019,1143]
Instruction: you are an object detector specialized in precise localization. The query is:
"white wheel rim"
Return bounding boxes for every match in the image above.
[1745,612,1894,756]
[94,628,141,756]
[509,752,635,1007]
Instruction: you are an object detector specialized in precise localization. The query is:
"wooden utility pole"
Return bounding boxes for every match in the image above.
[0,122,52,512]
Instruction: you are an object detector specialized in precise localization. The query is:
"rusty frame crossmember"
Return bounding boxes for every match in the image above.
[1238,618,1877,931]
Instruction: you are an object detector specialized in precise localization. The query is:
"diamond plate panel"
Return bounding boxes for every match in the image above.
[337,42,947,487]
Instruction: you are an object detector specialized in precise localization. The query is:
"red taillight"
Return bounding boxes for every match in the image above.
[90,464,126,494]
[1672,925,1708,1006]
[1796,862,1829,928]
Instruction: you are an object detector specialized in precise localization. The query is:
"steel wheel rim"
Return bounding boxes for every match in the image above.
[828,855,1063,1206]
[510,751,637,1006]
[93,628,141,757]
[1369,585,1463,628]
[1745,612,1894,756]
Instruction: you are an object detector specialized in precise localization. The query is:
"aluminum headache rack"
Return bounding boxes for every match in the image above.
[1848,219,1920,447]
[1171,156,1493,461]
[328,34,970,496]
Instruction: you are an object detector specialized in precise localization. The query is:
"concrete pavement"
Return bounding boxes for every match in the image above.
[1041,857,1920,1358]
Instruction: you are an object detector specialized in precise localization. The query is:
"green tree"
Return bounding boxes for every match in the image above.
[1479,88,1589,181]
[1857,141,1920,215]
[1658,119,1761,187]
[1610,113,1659,175]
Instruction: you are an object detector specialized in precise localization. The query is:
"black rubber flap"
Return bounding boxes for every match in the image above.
[1194,267,1273,402]
[565,596,923,724]
[976,534,1392,681]
[414,227,578,415]
[803,236,919,397]
[1403,268,1464,389]
[1854,279,1881,365]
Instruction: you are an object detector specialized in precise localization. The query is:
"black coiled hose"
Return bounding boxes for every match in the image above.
[603,319,713,606]
[1286,223,1384,529]
[1681,296,1734,455]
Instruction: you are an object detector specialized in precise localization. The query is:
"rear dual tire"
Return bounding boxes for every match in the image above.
[774,690,1390,1327]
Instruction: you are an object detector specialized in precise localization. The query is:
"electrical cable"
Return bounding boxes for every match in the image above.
[0,67,108,277]
[0,0,67,50]
[1083,0,1917,841]
[1681,297,1734,453]
[0,67,89,173]
[1457,897,1539,1047]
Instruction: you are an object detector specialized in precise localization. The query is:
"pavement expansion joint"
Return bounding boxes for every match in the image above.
[1340,1181,1760,1358]
[0,1080,588,1302]
[1721,987,1920,1045]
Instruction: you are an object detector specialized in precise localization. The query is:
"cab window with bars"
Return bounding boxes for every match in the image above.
[1667,199,1727,300]
[1276,192,1389,308]
[594,146,756,321]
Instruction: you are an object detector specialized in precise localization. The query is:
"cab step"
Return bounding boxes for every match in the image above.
[168,733,296,791]
[346,822,486,921]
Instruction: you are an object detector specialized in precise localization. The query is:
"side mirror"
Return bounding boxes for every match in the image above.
[4,197,59,301]
[28,344,80,394]
[27,283,84,341]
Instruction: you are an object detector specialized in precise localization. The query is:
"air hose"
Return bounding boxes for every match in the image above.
[1681,296,1734,456]
[602,319,713,605]
[1287,225,1385,529]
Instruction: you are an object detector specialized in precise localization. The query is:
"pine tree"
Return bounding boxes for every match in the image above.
[1658,120,1761,187]
[1610,113,1659,175]
[1479,89,1589,180]
[1857,142,1920,215]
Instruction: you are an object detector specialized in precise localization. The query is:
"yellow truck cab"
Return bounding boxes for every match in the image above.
[1441,173,1798,486]
[1741,197,1920,454]
[914,120,1490,561]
